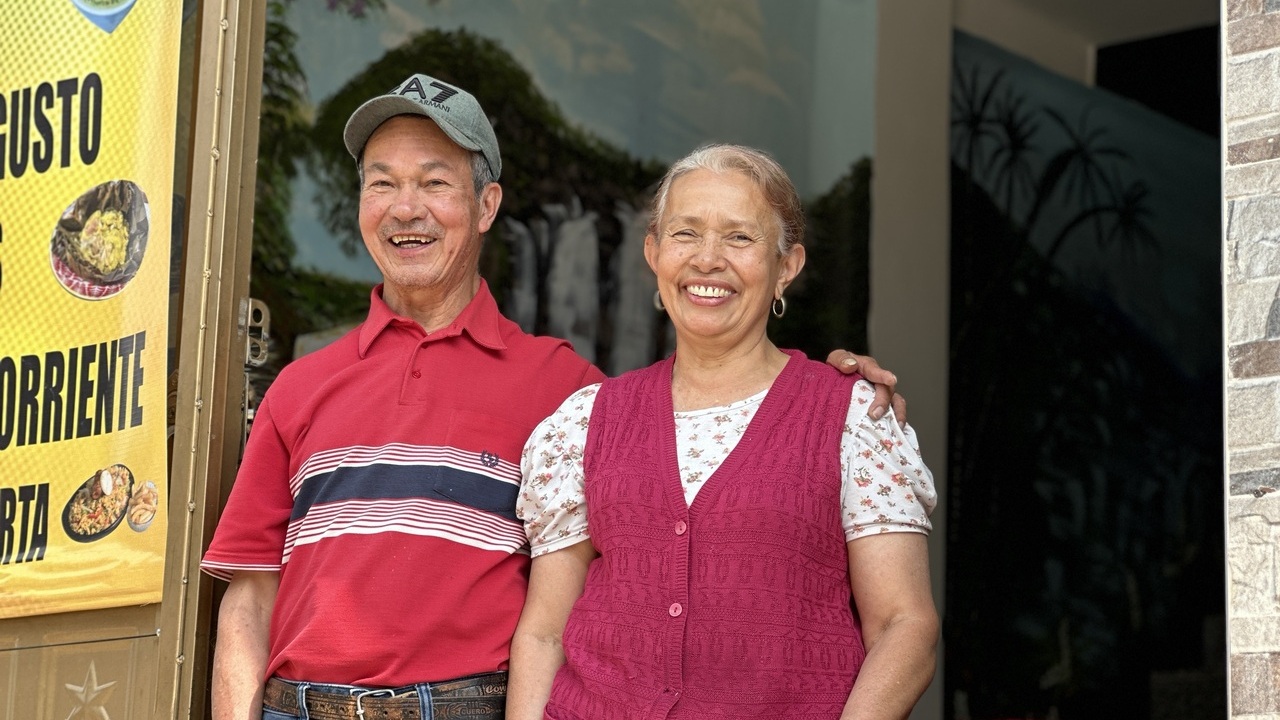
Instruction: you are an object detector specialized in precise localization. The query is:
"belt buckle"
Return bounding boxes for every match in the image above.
[349,688,396,720]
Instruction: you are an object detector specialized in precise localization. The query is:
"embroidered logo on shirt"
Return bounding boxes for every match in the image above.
[479,451,500,468]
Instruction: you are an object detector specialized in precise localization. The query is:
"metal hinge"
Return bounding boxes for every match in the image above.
[244,297,270,368]
[241,297,271,453]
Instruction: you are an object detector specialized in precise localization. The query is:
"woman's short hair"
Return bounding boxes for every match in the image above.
[647,143,804,256]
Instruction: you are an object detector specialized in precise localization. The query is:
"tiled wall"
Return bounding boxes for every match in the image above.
[1227,1,1280,717]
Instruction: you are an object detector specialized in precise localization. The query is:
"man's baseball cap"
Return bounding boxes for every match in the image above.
[343,73,502,180]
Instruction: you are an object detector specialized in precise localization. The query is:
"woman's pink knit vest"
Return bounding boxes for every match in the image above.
[546,350,867,720]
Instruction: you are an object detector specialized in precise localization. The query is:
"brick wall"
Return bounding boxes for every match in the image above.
[1228,1,1280,717]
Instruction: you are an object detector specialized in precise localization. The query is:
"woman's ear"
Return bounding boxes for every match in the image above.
[776,244,806,297]
[643,233,659,275]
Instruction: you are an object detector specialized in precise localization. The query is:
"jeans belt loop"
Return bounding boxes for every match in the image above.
[295,682,311,720]
[415,681,434,719]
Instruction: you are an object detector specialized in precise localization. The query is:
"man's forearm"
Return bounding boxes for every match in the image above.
[211,574,276,720]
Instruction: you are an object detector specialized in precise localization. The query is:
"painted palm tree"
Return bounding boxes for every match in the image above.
[1044,173,1156,263]
[988,87,1039,214]
[946,52,1213,720]
[1023,106,1130,238]
[951,63,1005,182]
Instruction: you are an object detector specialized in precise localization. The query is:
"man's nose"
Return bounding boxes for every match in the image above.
[389,188,428,222]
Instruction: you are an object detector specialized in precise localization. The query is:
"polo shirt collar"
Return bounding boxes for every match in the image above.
[358,280,509,357]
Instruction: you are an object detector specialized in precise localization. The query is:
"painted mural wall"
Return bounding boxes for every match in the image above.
[250,0,879,383]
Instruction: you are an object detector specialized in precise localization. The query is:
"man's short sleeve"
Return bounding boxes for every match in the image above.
[200,396,298,580]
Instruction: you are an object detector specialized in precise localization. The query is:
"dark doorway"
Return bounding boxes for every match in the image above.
[945,27,1225,720]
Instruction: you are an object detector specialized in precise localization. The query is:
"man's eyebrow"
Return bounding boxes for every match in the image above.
[366,159,454,174]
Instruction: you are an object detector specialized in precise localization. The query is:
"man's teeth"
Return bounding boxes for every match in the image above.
[391,235,435,247]
[687,285,731,298]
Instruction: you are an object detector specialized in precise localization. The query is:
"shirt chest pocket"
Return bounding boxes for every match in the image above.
[439,409,533,519]
[445,409,533,466]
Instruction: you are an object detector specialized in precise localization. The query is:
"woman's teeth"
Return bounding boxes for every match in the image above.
[687,285,730,298]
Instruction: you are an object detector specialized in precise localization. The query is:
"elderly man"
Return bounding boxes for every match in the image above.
[201,73,900,720]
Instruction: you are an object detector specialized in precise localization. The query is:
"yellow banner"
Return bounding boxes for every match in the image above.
[0,0,181,618]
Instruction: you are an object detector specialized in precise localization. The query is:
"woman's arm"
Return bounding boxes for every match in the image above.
[507,539,598,720]
[841,533,939,720]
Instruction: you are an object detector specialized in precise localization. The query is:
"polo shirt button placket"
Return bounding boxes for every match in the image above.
[404,341,432,402]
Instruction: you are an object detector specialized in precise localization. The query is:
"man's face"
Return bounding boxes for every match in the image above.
[358,115,500,309]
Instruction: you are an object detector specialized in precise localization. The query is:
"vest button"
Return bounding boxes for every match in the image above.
[674,521,687,535]
[411,369,422,378]
[668,603,683,617]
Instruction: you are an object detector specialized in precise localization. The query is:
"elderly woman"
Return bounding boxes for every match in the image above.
[508,144,938,720]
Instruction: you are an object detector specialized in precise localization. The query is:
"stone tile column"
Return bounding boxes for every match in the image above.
[1227,1,1280,717]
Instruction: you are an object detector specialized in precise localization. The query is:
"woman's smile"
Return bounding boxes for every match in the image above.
[683,282,734,301]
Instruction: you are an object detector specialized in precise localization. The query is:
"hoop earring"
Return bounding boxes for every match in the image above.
[772,296,787,319]
[653,290,666,312]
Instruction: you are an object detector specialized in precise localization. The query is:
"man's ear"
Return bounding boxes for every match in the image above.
[476,182,503,234]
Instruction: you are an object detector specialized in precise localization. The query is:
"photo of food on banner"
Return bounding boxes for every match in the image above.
[50,179,149,299]
[62,463,160,541]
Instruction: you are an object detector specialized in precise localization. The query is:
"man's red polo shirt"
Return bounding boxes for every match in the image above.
[201,281,603,687]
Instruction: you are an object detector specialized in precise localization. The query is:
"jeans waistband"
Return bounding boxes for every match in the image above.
[263,672,507,720]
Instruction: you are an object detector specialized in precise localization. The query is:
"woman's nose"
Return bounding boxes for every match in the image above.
[689,236,728,271]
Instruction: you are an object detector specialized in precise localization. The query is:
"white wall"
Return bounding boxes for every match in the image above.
[955,0,1095,84]
[872,1,952,717]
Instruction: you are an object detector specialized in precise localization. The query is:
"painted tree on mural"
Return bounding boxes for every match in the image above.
[251,0,878,380]
[248,0,385,392]
[946,55,1222,720]
[303,27,668,370]
[298,26,871,370]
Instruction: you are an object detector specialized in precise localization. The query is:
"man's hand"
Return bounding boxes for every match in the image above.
[826,350,906,425]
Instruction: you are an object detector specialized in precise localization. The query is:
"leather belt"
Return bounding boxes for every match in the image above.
[262,672,507,720]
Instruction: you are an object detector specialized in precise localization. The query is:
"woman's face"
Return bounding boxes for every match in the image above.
[644,168,804,350]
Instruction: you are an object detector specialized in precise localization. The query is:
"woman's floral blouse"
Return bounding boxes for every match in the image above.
[518,378,937,556]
